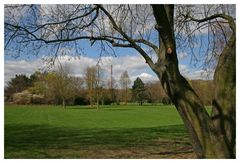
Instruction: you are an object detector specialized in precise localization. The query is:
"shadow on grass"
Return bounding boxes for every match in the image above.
[5,124,193,158]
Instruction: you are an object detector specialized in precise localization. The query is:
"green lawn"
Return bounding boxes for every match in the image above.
[4,104,195,158]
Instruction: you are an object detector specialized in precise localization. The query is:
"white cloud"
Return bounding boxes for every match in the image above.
[139,72,152,78]
[187,69,214,80]
[4,5,29,23]
[4,55,154,86]
[4,55,214,88]
[4,60,46,85]
[178,52,188,60]
[179,64,190,76]
[137,73,158,83]
[179,64,187,71]
[178,64,214,80]
[37,5,156,44]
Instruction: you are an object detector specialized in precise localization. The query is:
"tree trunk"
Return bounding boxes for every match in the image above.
[125,87,128,105]
[154,59,231,158]
[150,4,235,158]
[211,33,236,158]
[96,88,99,110]
[62,97,66,109]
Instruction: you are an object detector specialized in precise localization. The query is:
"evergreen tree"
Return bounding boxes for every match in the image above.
[132,77,147,105]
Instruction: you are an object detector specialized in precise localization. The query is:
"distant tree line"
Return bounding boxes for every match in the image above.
[4,66,214,107]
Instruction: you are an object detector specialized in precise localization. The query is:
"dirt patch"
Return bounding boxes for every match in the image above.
[45,145,196,159]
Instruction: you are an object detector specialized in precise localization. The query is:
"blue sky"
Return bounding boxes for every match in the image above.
[4,4,218,86]
[4,38,213,87]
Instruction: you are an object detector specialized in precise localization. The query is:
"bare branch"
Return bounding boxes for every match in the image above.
[31,6,99,33]
[183,13,235,32]
[96,4,155,69]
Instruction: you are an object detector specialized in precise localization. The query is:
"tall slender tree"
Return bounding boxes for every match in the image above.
[119,71,131,105]
[84,66,97,107]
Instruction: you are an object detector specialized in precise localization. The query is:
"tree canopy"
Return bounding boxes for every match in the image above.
[132,77,148,105]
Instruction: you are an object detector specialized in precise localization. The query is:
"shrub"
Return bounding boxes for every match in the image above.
[103,98,113,105]
[13,90,32,104]
[32,94,45,104]
[74,97,89,105]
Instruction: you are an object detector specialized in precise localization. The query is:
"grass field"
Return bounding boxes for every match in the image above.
[4,104,195,158]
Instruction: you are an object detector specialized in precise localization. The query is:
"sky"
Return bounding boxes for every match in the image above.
[4,4,223,87]
[4,46,214,87]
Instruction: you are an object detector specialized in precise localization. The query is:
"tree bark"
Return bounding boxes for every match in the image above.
[151,4,235,158]
[211,32,236,158]
[154,56,231,158]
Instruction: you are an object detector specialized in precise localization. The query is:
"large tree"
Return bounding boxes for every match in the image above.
[44,65,75,108]
[4,4,235,158]
[84,65,104,108]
